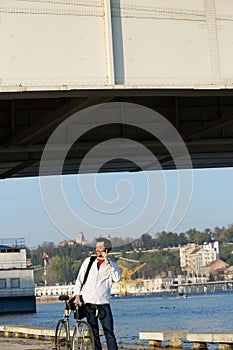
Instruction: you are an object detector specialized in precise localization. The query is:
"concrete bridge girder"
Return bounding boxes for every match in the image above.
[0,0,233,177]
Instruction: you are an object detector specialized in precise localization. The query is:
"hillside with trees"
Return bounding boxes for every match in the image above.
[28,223,233,285]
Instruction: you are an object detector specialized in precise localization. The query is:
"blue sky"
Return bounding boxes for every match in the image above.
[0,167,232,248]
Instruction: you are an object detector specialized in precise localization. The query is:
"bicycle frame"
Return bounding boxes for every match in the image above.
[55,295,73,350]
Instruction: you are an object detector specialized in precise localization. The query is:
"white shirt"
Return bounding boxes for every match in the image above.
[73,257,121,304]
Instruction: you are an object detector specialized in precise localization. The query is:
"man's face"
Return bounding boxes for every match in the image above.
[96,241,105,257]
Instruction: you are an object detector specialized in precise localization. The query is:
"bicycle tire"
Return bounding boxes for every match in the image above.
[72,321,94,350]
[55,319,70,350]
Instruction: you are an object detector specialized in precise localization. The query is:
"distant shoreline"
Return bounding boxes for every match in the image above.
[36,296,59,304]
[36,288,233,304]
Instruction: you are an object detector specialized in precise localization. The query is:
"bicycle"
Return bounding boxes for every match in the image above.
[55,294,94,350]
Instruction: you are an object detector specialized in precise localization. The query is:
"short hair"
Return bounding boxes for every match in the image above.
[96,237,112,252]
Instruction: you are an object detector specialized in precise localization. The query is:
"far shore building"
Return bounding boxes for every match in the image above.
[180,243,197,274]
[58,232,90,247]
[58,239,76,247]
[76,231,89,245]
[180,241,220,277]
[202,259,229,280]
[224,265,233,280]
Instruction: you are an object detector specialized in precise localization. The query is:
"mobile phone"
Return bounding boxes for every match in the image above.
[99,248,108,257]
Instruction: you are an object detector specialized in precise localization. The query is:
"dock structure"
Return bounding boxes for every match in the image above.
[0,325,55,341]
[187,333,233,350]
[0,325,104,342]
[139,331,233,349]
[139,331,187,348]
[1,326,233,349]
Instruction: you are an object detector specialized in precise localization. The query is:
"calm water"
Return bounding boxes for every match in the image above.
[1,293,233,346]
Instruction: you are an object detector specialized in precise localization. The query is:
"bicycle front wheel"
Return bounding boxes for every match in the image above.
[55,319,70,350]
[72,321,94,350]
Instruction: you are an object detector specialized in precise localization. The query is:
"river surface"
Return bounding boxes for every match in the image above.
[1,293,233,347]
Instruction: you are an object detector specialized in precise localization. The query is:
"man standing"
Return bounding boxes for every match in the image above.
[73,237,121,350]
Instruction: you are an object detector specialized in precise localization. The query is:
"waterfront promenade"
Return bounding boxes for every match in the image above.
[0,339,54,350]
[0,339,148,350]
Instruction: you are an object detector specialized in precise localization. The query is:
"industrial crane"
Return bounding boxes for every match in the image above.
[118,263,146,296]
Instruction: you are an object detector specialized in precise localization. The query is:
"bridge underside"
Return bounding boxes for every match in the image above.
[0,89,233,179]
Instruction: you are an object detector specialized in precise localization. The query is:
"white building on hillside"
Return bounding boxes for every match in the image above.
[180,243,197,273]
[180,241,219,276]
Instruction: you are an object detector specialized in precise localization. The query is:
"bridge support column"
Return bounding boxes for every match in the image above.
[193,342,208,349]
[149,340,162,348]
[219,344,233,350]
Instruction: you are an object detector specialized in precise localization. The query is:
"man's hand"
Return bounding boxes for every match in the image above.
[102,251,109,263]
[102,251,112,269]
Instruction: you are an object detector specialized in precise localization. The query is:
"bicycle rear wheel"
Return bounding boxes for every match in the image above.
[55,319,70,350]
[72,321,94,350]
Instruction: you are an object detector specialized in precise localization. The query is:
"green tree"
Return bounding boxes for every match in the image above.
[178,232,188,245]
[46,256,74,285]
[141,233,154,249]
[186,228,211,244]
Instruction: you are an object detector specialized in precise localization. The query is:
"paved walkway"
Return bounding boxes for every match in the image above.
[0,339,149,350]
[0,339,55,350]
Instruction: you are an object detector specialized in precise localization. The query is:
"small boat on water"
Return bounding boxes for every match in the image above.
[177,292,188,299]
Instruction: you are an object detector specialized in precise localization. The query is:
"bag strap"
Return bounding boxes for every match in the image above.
[80,256,96,291]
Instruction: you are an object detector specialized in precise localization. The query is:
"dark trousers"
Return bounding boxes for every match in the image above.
[84,303,118,350]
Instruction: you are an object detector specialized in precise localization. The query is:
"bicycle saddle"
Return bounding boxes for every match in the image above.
[59,294,69,301]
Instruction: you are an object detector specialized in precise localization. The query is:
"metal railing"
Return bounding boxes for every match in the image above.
[174,280,233,294]
[0,238,25,248]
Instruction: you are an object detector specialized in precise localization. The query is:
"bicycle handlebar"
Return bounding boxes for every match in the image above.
[58,294,86,320]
